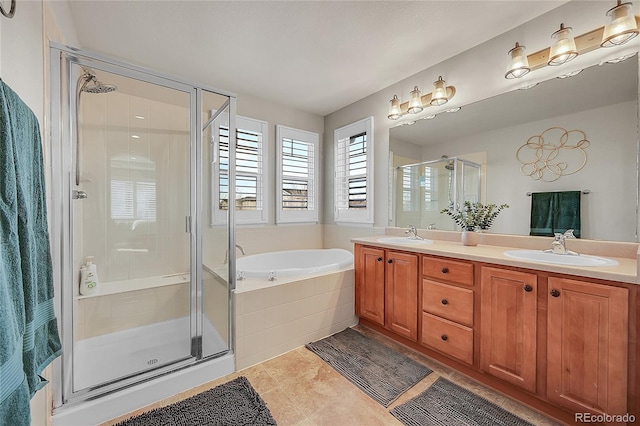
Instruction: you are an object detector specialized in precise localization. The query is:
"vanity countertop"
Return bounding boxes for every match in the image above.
[352,234,639,285]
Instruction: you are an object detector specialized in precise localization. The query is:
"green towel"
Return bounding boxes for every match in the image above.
[530,191,581,238]
[0,80,62,426]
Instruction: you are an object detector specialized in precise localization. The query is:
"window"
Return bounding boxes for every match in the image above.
[110,155,157,222]
[423,165,439,212]
[334,116,374,224]
[276,126,319,223]
[212,114,268,225]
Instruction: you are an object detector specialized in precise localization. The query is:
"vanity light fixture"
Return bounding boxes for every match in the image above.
[505,42,531,79]
[602,0,639,47]
[430,76,449,106]
[407,86,423,114]
[548,23,579,65]
[387,77,456,120]
[445,107,462,113]
[505,1,639,79]
[388,95,402,120]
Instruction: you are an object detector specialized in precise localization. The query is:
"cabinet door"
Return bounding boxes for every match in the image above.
[480,267,537,393]
[355,245,386,326]
[386,251,419,340]
[547,277,628,416]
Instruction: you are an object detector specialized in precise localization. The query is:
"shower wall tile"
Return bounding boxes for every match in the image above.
[234,269,357,370]
[77,283,190,339]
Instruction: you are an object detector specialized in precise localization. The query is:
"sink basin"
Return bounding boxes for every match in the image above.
[377,237,433,245]
[503,250,618,267]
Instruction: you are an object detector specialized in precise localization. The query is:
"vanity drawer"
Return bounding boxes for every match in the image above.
[422,280,474,327]
[421,312,473,365]
[423,257,474,286]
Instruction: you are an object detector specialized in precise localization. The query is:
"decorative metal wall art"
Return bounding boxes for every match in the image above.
[516,127,589,182]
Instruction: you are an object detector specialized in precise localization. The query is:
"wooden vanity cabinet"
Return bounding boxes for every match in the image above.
[354,243,636,423]
[546,277,629,417]
[480,267,538,393]
[421,256,474,365]
[354,245,385,326]
[354,245,418,340]
[386,251,419,340]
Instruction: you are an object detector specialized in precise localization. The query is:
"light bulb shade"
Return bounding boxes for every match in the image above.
[505,42,531,79]
[407,86,423,114]
[430,76,449,106]
[388,95,402,120]
[548,23,578,66]
[601,1,639,47]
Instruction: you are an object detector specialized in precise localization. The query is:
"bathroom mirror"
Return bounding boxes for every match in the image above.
[389,53,639,242]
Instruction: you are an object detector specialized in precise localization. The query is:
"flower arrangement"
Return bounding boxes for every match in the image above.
[441,201,509,231]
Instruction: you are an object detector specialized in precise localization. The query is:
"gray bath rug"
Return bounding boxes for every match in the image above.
[113,376,276,426]
[305,327,432,407]
[390,377,534,426]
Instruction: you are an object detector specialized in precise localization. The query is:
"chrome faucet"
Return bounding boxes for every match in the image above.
[405,225,423,240]
[545,230,578,255]
[224,244,246,263]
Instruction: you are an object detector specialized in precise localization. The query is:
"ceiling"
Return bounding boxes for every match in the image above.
[65,1,567,117]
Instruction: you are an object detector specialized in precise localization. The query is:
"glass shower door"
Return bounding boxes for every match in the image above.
[71,63,194,392]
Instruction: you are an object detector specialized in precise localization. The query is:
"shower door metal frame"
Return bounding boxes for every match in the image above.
[49,43,237,407]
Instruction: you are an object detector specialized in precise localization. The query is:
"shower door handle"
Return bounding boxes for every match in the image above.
[73,190,87,200]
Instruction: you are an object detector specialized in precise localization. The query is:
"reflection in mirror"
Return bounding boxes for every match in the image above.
[390,53,638,242]
[393,157,481,231]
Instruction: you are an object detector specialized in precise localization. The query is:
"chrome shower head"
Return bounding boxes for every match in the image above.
[445,161,455,171]
[80,72,117,94]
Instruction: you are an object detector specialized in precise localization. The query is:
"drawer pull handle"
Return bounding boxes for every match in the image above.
[523,284,533,292]
[377,257,382,262]
[441,267,449,274]
[387,259,393,264]
[441,335,448,341]
[550,289,561,298]
[441,299,448,305]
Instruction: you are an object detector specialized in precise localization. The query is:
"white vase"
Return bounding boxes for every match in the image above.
[461,230,479,246]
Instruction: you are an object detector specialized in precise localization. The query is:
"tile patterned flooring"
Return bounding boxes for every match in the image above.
[103,325,560,425]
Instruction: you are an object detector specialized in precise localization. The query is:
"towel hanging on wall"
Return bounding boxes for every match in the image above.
[530,191,581,238]
[0,80,62,426]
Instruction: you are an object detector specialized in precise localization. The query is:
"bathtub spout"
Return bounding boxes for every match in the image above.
[224,244,246,264]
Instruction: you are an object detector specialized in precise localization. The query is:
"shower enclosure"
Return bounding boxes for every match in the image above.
[392,157,482,230]
[49,44,237,412]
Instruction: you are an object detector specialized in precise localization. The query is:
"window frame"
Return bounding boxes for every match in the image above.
[334,116,374,224]
[276,125,319,224]
[211,113,268,225]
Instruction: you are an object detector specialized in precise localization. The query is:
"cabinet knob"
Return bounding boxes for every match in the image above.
[441,335,448,341]
[387,259,393,264]
[441,267,449,274]
[377,257,382,262]
[550,289,561,298]
[441,298,448,305]
[523,284,533,292]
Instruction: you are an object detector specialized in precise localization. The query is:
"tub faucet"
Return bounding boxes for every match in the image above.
[224,244,246,264]
[545,230,578,255]
[405,225,423,240]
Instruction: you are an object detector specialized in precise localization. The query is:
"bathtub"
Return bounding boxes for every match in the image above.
[233,248,357,370]
[236,248,353,279]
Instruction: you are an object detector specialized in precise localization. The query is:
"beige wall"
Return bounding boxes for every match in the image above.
[322,1,638,242]
[2,1,79,424]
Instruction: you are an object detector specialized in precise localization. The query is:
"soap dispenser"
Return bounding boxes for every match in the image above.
[79,256,99,296]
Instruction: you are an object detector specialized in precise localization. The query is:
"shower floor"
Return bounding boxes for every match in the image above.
[73,316,227,391]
